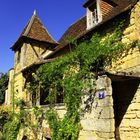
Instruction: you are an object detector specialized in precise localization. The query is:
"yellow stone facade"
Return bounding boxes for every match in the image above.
[14,42,48,73]
[6,40,52,107]
[5,1,140,140]
[108,2,140,140]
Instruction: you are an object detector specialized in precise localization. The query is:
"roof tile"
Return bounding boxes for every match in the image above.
[54,0,137,52]
[12,12,58,50]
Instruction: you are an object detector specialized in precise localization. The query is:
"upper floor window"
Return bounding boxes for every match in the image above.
[88,3,99,26]
[84,0,102,30]
[17,48,21,63]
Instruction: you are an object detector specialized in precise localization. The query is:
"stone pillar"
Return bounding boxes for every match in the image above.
[94,75,115,139]
[4,90,8,105]
[7,68,14,105]
[79,75,115,140]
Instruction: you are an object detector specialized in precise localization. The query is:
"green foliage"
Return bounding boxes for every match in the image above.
[0,108,19,140]
[0,73,8,104]
[15,99,26,109]
[0,107,11,133]
[28,21,130,140]
[46,109,79,140]
[0,98,28,140]
[2,106,28,140]
[3,115,21,140]
[2,105,44,140]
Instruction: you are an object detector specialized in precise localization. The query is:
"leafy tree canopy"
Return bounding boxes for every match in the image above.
[0,73,8,104]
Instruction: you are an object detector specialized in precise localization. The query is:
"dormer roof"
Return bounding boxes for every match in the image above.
[11,11,58,51]
[83,0,118,8]
[83,0,96,8]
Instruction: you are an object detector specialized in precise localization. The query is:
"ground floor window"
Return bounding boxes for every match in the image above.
[32,88,64,106]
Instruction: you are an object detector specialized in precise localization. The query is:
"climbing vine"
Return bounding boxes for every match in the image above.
[26,21,132,140]
[0,20,137,140]
[2,99,27,140]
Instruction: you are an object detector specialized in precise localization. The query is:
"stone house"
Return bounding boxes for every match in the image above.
[4,0,140,139]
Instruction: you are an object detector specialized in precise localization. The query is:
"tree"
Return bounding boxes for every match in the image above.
[0,73,8,104]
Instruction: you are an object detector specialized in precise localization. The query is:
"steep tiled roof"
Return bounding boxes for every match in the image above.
[11,11,58,51]
[58,16,87,46]
[45,0,137,58]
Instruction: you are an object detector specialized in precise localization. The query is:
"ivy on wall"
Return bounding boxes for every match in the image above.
[27,21,131,140]
[0,20,137,140]
[2,100,27,140]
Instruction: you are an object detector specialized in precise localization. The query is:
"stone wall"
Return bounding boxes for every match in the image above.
[5,1,140,140]
[14,42,48,74]
[14,73,27,101]
[122,87,140,140]
[79,75,115,140]
[110,46,140,73]
[121,0,140,44]
[17,105,66,140]
[110,1,140,73]
[109,1,140,139]
[16,75,115,140]
[12,41,51,106]
[5,69,14,105]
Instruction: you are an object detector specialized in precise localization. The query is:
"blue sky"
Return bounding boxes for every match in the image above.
[0,0,85,73]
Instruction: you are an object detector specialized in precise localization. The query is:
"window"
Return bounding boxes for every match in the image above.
[92,9,98,24]
[40,88,49,105]
[89,2,98,23]
[28,77,64,106]
[40,88,64,105]
[31,87,64,106]
[86,0,102,30]
[17,48,21,63]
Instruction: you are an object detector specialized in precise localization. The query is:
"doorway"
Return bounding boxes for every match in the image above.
[22,135,28,140]
[112,78,139,140]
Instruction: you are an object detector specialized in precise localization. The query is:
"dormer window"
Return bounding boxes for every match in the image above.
[83,0,102,30]
[83,0,118,30]
[88,3,99,25]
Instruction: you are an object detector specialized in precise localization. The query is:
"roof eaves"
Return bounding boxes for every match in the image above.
[11,36,59,51]
[21,58,57,73]
[23,36,59,45]
[10,36,25,51]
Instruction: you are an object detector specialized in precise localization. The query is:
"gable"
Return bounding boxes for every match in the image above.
[11,12,58,51]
